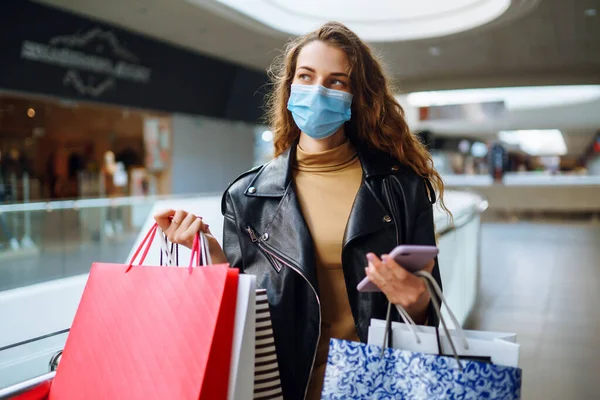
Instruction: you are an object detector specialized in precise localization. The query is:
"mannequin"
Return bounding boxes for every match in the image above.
[102,151,127,236]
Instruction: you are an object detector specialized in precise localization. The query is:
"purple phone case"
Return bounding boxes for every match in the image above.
[357,245,439,292]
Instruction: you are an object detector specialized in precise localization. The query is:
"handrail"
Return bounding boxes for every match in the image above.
[0,192,223,214]
[0,329,69,352]
[0,372,55,399]
[437,198,489,238]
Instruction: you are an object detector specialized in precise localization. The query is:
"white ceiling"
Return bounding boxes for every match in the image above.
[35,0,600,92]
[205,0,511,42]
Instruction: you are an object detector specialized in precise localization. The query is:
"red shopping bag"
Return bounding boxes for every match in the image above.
[49,224,239,400]
[11,380,51,400]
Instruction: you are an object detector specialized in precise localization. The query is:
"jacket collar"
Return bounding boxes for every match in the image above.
[244,141,401,197]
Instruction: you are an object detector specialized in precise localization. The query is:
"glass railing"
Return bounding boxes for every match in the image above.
[0,194,221,291]
[0,190,487,392]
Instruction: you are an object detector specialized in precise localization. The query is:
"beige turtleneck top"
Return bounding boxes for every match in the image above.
[293,140,363,399]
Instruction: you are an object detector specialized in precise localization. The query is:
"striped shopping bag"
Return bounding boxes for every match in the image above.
[254,289,283,400]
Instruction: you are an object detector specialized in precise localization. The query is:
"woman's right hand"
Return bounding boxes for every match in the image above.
[153,209,228,264]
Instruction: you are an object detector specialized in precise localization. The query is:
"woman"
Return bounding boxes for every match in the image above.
[155,21,446,400]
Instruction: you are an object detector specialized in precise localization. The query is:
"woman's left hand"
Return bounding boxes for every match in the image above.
[365,253,434,324]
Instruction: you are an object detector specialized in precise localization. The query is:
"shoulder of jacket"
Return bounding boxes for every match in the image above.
[221,164,264,215]
[389,164,436,205]
[227,164,263,193]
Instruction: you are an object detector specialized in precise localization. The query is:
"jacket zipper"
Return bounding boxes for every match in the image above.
[245,227,281,272]
[382,178,400,245]
[245,226,321,400]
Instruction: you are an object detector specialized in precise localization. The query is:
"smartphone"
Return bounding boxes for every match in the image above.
[357,245,439,292]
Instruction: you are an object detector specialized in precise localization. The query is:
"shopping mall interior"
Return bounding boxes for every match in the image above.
[1,0,599,398]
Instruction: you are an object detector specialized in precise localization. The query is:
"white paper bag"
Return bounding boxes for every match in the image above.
[369,270,520,368]
[229,274,256,400]
[368,319,520,367]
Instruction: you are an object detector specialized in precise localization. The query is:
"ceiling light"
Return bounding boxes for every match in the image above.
[261,130,274,142]
[498,129,567,156]
[406,85,600,110]
[27,108,36,118]
[202,0,510,42]
[429,47,441,56]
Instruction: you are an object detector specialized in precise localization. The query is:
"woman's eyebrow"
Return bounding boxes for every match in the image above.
[297,66,348,77]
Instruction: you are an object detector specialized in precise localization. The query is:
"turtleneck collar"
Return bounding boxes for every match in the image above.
[294,140,358,172]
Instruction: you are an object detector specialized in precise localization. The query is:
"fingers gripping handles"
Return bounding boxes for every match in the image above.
[127,223,213,273]
[190,229,213,268]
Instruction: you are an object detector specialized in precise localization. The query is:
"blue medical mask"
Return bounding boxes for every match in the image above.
[287,84,353,140]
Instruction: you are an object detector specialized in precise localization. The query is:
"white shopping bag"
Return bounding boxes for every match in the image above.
[368,270,520,368]
[368,319,520,367]
[229,274,256,400]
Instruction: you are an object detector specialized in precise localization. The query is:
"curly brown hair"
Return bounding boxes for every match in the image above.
[265,21,448,213]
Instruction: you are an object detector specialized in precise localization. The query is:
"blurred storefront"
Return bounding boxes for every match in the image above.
[0,0,268,203]
[0,93,172,201]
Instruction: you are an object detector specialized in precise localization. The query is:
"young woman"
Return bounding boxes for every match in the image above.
[155,22,446,400]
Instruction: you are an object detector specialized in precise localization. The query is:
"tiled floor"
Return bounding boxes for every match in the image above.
[468,222,600,400]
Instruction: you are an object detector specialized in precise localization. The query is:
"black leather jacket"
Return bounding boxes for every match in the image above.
[221,143,442,400]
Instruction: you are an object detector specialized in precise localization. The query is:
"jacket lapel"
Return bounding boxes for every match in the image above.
[343,144,402,247]
[259,186,319,289]
[241,146,319,289]
[343,179,394,248]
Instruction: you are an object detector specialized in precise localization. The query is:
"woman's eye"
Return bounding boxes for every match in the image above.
[332,79,346,86]
[299,74,311,81]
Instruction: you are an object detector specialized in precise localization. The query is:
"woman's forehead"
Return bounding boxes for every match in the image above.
[296,41,350,73]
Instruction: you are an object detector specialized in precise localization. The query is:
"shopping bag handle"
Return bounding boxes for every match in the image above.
[390,272,469,350]
[383,272,469,370]
[189,231,212,269]
[415,271,468,349]
[126,223,160,271]
[190,232,200,270]
[159,232,178,266]
[126,223,204,273]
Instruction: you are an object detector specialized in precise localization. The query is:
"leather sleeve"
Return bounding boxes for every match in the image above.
[412,179,443,327]
[222,191,244,271]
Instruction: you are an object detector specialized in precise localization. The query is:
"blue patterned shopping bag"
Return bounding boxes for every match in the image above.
[322,339,522,399]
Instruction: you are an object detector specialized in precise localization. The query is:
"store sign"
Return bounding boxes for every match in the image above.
[1,0,267,122]
[20,28,152,97]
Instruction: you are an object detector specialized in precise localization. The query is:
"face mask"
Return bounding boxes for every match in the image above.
[287,84,353,140]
